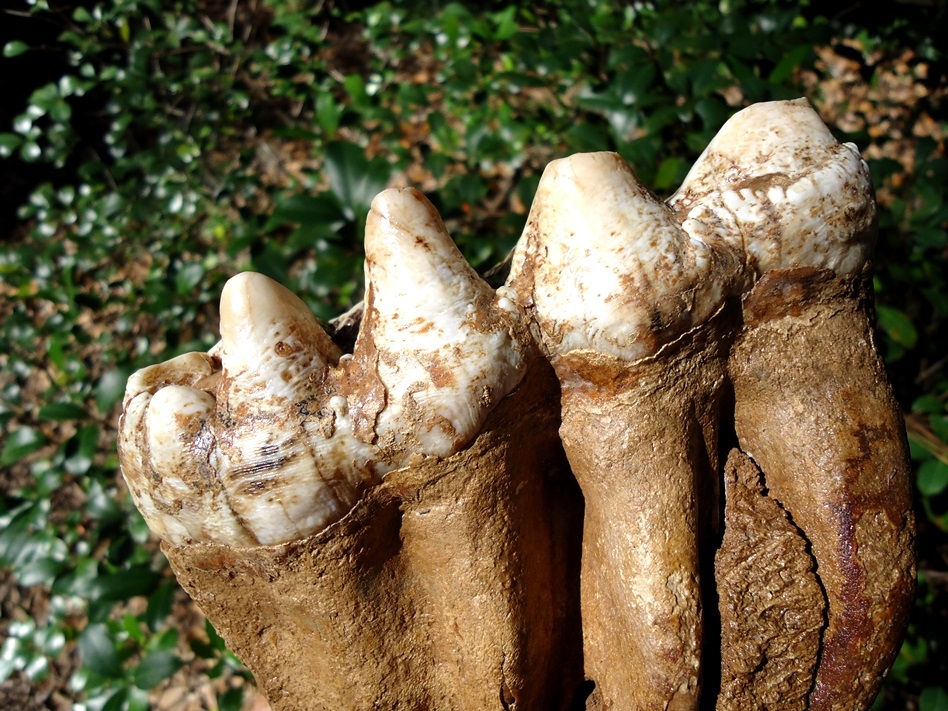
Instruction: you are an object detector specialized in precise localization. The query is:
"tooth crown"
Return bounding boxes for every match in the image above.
[119,189,526,547]
[361,188,525,458]
[509,152,740,362]
[669,99,877,281]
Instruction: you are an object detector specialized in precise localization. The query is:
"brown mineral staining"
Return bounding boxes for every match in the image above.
[729,268,915,711]
[715,449,825,711]
[163,353,585,711]
[122,100,917,711]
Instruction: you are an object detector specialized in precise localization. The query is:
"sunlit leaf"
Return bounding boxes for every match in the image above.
[322,142,391,224]
[3,41,29,58]
[1,427,46,466]
[96,368,133,414]
[78,624,123,679]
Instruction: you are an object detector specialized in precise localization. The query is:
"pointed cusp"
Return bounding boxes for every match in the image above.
[359,187,525,458]
[218,271,341,404]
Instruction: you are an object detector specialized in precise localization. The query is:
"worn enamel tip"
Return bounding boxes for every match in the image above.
[669,98,877,278]
[123,352,217,405]
[509,152,739,362]
[360,187,525,457]
[364,188,496,345]
[219,272,341,398]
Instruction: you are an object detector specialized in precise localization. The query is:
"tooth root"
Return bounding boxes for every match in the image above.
[508,151,737,710]
[218,272,341,405]
[676,100,914,709]
[715,449,824,710]
[510,151,739,362]
[357,187,524,458]
[669,99,876,279]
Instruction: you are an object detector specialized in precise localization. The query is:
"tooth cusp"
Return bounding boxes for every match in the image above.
[510,151,739,362]
[122,190,530,546]
[362,188,527,459]
[219,272,341,404]
[670,99,877,280]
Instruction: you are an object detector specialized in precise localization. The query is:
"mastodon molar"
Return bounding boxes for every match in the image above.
[119,188,527,547]
[668,98,877,281]
[508,151,741,362]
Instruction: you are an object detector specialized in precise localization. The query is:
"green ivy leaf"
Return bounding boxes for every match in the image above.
[145,582,177,632]
[912,395,945,415]
[316,93,342,138]
[218,687,245,711]
[323,142,391,225]
[87,565,161,602]
[1,427,47,466]
[265,193,345,234]
[492,7,518,40]
[65,425,99,476]
[133,650,182,690]
[0,133,22,158]
[175,262,205,296]
[38,402,88,421]
[96,367,132,415]
[920,686,948,711]
[78,623,123,679]
[918,459,948,497]
[653,156,684,192]
[3,41,29,58]
[876,305,918,349]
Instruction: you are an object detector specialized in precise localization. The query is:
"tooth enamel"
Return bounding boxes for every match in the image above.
[219,271,341,399]
[329,395,348,415]
[669,98,876,280]
[120,190,527,546]
[360,187,525,458]
[214,273,376,544]
[124,351,217,402]
[507,150,739,709]
[509,151,740,361]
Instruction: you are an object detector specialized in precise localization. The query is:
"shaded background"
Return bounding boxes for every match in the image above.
[1,0,947,708]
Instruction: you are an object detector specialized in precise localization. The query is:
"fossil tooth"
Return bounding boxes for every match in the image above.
[509,151,739,710]
[218,270,342,399]
[360,187,525,458]
[213,272,373,545]
[121,189,580,709]
[687,99,916,711]
[120,191,530,547]
[119,352,258,546]
[669,98,876,281]
[142,384,257,545]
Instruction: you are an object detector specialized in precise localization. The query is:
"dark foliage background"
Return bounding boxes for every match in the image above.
[1,0,946,708]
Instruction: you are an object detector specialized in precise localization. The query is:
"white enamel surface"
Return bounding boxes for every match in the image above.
[509,152,740,361]
[219,272,341,400]
[362,188,524,457]
[120,191,527,546]
[669,98,876,279]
